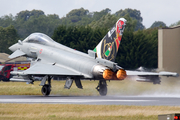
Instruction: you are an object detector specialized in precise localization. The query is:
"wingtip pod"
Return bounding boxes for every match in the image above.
[159,71,179,77]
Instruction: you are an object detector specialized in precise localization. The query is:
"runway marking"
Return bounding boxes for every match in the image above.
[0,99,154,103]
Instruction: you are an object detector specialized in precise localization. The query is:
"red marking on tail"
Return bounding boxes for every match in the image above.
[116,21,124,34]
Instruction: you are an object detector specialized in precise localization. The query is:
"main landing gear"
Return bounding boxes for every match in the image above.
[40,76,52,96]
[96,80,107,96]
[41,84,51,96]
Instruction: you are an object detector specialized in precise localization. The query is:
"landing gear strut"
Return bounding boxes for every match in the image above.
[96,80,107,96]
[40,76,52,96]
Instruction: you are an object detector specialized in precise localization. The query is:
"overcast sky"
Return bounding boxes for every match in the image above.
[0,0,179,28]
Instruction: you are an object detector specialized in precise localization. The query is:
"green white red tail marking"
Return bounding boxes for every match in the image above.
[93,18,126,62]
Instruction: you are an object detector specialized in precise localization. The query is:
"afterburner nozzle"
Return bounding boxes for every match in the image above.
[92,65,127,80]
[103,69,114,80]
[116,69,127,80]
[103,69,127,80]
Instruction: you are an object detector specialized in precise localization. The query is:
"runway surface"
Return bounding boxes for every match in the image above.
[0,95,180,106]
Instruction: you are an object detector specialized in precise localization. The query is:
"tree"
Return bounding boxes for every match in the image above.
[66,8,89,18]
[89,14,117,29]
[52,25,108,53]
[116,28,158,69]
[0,14,14,27]
[169,20,180,27]
[150,21,166,28]
[122,14,137,32]
[61,8,91,26]
[115,8,145,30]
[15,10,45,21]
[0,10,61,39]
[0,26,19,54]
[92,8,111,21]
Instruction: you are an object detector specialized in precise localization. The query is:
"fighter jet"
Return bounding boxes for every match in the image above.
[8,18,178,96]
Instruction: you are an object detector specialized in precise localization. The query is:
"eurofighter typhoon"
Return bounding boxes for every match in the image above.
[8,18,178,96]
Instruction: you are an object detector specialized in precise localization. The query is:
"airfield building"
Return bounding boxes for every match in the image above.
[158,25,180,74]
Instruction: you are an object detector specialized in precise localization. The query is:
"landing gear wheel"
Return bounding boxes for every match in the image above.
[99,85,107,96]
[96,80,107,96]
[64,77,73,89]
[41,85,51,96]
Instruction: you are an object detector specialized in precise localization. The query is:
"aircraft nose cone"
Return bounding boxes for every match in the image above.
[9,43,18,52]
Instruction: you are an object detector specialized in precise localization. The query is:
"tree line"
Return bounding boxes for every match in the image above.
[0,8,148,39]
[0,8,171,69]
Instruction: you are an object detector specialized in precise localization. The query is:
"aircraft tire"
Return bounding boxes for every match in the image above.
[64,77,73,89]
[99,85,107,96]
[41,85,51,96]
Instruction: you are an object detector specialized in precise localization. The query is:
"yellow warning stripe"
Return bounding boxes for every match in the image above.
[18,67,29,70]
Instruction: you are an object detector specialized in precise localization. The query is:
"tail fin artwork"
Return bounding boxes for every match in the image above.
[93,18,127,62]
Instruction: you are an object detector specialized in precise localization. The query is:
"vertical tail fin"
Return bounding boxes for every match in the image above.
[93,18,126,62]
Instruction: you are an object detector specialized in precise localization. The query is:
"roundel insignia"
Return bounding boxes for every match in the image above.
[39,49,43,54]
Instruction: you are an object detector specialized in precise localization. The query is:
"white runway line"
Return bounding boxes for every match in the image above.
[0,99,154,103]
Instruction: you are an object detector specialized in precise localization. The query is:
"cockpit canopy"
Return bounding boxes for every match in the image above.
[23,33,55,45]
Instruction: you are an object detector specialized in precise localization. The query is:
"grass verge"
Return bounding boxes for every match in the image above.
[1,104,180,120]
